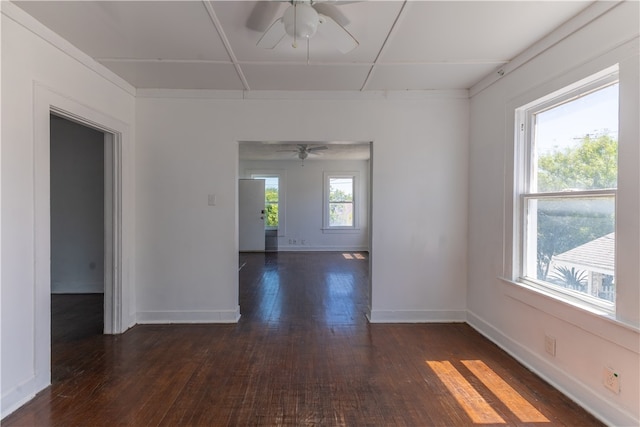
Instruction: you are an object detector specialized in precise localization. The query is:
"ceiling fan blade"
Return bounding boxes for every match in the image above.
[312,3,349,27]
[313,0,361,4]
[257,18,286,49]
[317,14,358,53]
[308,146,329,152]
[246,1,283,32]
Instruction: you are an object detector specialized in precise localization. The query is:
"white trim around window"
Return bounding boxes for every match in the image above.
[509,65,619,315]
[323,171,359,233]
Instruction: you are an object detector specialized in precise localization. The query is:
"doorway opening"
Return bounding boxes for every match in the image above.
[48,110,123,380]
[50,114,107,379]
[237,141,373,320]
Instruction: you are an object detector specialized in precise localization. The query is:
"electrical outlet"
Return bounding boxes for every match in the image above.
[544,335,556,357]
[288,239,292,245]
[292,239,297,245]
[603,367,620,394]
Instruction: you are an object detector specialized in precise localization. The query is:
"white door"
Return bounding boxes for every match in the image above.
[239,179,265,251]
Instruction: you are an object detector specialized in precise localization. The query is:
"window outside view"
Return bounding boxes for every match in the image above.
[526,82,618,303]
[255,176,279,228]
[329,177,354,227]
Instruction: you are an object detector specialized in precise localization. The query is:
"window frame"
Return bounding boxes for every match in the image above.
[513,68,619,314]
[323,172,359,232]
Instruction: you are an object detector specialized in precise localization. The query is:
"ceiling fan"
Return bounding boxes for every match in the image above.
[250,1,359,54]
[279,144,328,160]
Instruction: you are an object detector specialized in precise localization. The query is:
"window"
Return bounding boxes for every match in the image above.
[515,68,618,310]
[251,174,280,229]
[323,172,358,230]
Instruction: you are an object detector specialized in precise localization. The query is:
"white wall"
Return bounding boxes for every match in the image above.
[50,116,104,294]
[467,2,639,426]
[0,3,136,418]
[135,91,469,324]
[239,158,369,251]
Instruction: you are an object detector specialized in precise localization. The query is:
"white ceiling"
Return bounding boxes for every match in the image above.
[14,0,593,161]
[14,0,593,92]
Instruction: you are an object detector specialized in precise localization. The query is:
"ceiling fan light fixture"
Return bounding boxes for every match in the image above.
[283,3,319,40]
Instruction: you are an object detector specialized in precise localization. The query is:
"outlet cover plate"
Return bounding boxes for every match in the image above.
[603,367,620,394]
[544,335,556,356]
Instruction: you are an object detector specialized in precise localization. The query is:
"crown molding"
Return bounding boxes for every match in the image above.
[3,1,136,96]
[470,1,623,98]
[136,88,469,101]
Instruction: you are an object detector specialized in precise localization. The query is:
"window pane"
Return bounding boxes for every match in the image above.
[265,202,278,227]
[330,202,353,227]
[526,196,615,302]
[329,178,353,202]
[264,177,279,199]
[533,84,618,192]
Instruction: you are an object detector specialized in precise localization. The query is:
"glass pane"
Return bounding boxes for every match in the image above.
[330,202,353,227]
[329,178,353,202]
[534,84,618,192]
[526,196,615,302]
[264,177,279,199]
[265,202,278,227]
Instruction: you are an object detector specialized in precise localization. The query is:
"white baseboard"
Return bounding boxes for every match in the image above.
[466,310,639,427]
[136,306,241,324]
[277,245,368,252]
[368,309,466,323]
[1,374,46,420]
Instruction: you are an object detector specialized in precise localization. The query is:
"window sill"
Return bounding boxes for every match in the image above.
[322,228,361,234]
[518,277,613,313]
[499,277,639,352]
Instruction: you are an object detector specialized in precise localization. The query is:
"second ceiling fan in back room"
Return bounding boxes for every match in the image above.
[278,144,328,165]
[248,0,359,54]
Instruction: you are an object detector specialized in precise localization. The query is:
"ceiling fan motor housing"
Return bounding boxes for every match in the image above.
[283,3,319,39]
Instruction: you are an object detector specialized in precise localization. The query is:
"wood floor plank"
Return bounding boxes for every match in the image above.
[3,252,603,426]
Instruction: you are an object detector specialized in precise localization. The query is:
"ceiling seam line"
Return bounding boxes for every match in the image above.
[202,0,250,91]
[360,0,409,92]
[96,58,235,65]
[94,58,512,66]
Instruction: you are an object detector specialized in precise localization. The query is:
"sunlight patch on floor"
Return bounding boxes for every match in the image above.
[427,360,505,424]
[462,360,549,423]
[342,253,366,260]
[427,360,551,424]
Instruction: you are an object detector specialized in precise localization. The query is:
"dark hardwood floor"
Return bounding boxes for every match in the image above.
[4,252,602,426]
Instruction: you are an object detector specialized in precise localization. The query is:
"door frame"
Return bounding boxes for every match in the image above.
[34,84,128,392]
